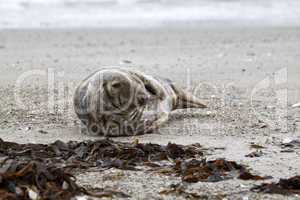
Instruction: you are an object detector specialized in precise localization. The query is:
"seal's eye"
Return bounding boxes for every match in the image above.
[111,81,121,89]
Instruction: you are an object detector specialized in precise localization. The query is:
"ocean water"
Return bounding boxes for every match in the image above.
[0,0,299,28]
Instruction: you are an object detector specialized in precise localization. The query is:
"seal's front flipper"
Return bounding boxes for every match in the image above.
[135,111,169,135]
[135,119,156,135]
[128,70,166,99]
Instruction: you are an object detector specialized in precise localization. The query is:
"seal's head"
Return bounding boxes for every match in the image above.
[100,69,150,112]
[74,68,152,136]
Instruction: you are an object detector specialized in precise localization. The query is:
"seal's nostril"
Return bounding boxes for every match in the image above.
[138,95,148,105]
[91,125,98,133]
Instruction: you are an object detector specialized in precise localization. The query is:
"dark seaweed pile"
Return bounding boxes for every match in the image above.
[155,158,267,183]
[0,159,130,200]
[0,138,205,199]
[0,160,84,200]
[0,138,204,170]
[252,176,300,195]
[1,138,292,199]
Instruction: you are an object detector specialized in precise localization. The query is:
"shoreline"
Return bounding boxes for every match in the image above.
[1,24,300,31]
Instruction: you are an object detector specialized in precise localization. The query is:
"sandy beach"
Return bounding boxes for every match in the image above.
[0,26,300,199]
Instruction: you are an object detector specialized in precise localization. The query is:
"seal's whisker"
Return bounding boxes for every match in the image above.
[129,109,139,121]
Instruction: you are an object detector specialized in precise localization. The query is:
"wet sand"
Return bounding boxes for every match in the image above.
[0,27,300,199]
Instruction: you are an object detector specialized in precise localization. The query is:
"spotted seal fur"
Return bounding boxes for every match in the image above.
[73,67,207,136]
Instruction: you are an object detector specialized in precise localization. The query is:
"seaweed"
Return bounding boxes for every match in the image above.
[156,158,267,183]
[0,138,205,171]
[252,176,300,195]
[0,138,206,199]
[0,159,128,200]
[0,137,272,199]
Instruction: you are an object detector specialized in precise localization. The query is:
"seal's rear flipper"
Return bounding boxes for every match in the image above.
[178,94,207,109]
[172,85,207,109]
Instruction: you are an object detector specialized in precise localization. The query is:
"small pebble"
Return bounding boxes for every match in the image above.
[38,130,48,134]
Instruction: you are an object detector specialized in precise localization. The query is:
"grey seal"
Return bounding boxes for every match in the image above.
[73,67,207,136]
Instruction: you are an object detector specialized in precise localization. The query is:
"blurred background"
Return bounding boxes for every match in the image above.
[0,0,300,28]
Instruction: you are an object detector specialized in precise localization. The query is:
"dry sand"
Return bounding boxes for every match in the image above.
[0,27,300,199]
